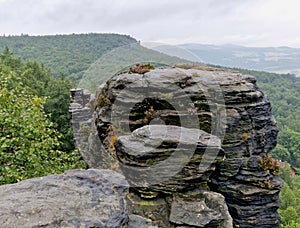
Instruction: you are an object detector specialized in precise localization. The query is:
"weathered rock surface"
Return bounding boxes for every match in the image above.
[0,169,129,228]
[0,167,230,228]
[125,187,232,228]
[92,66,282,227]
[70,88,94,147]
[207,70,283,227]
[128,214,157,228]
[169,190,232,228]
[115,125,224,196]
[70,88,117,170]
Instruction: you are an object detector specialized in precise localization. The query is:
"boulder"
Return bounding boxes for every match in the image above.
[0,169,128,228]
[115,125,224,196]
[169,190,232,227]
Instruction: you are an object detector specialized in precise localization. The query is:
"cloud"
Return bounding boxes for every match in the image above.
[0,0,300,47]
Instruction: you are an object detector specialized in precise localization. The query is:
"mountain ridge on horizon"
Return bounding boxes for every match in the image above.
[144,40,300,49]
[180,42,300,49]
[144,42,300,76]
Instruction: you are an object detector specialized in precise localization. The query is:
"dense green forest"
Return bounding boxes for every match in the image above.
[278,166,300,227]
[0,47,87,184]
[0,34,299,226]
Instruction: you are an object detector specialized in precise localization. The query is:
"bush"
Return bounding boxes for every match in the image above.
[0,65,86,185]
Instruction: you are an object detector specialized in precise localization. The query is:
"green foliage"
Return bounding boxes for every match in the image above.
[280,207,300,227]
[279,167,300,227]
[0,47,76,153]
[273,128,300,167]
[253,72,300,132]
[43,74,76,152]
[0,67,86,184]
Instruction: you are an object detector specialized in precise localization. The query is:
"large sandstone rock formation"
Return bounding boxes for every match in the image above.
[91,65,282,227]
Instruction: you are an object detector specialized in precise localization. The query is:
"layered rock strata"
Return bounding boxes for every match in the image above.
[69,88,116,169]
[93,66,282,227]
[115,125,224,197]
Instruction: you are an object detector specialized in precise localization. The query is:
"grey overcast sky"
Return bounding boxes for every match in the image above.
[1,0,300,47]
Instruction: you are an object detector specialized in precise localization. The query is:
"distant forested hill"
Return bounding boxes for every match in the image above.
[0,33,136,82]
[0,34,186,85]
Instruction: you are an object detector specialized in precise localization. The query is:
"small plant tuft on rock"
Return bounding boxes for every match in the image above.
[96,92,111,107]
[129,63,155,74]
[259,154,280,176]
